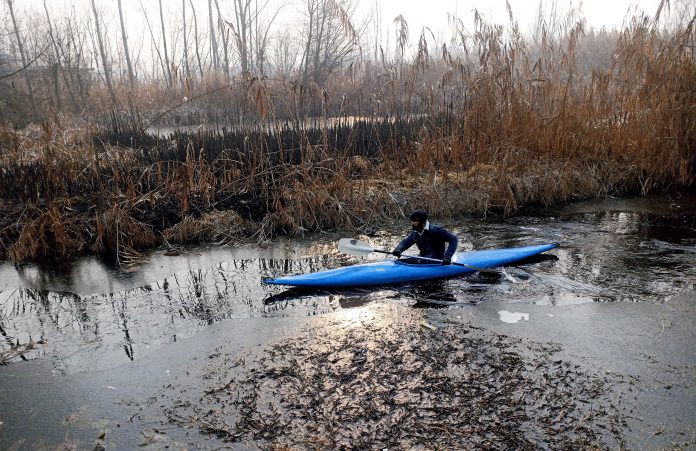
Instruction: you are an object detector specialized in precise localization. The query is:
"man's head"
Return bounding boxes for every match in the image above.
[409,209,428,232]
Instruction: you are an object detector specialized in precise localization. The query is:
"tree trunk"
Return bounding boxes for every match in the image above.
[89,0,118,107]
[117,0,136,88]
[140,0,168,83]
[158,0,173,86]
[50,8,80,110]
[189,0,204,79]
[50,64,62,112]
[373,0,380,62]
[68,17,88,108]
[43,0,63,111]
[208,0,219,71]
[302,2,315,82]
[215,0,230,79]
[312,1,329,83]
[6,0,37,115]
[235,0,249,75]
[182,0,191,82]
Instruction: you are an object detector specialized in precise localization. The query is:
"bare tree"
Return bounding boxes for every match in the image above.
[43,0,63,111]
[271,28,299,77]
[140,0,168,84]
[117,0,136,88]
[0,22,11,78]
[214,0,230,79]
[6,0,37,114]
[232,0,252,75]
[158,0,173,86]
[189,0,204,79]
[299,0,362,85]
[208,0,219,71]
[223,0,283,76]
[66,6,89,107]
[90,0,117,107]
[181,0,191,82]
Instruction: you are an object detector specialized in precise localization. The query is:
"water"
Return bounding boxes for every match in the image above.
[148,115,422,136]
[0,191,694,449]
[1,192,694,372]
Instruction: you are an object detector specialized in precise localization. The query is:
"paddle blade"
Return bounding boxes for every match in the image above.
[338,238,375,256]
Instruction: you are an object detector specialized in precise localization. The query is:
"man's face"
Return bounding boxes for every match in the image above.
[411,220,424,231]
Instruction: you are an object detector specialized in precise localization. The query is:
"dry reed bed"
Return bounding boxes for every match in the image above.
[0,13,694,266]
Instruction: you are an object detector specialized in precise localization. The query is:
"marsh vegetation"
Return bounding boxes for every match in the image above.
[0,0,694,265]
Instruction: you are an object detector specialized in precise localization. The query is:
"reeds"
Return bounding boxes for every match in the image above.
[163,210,247,245]
[0,5,694,265]
[7,202,85,263]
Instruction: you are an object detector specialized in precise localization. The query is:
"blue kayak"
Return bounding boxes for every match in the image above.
[264,243,558,288]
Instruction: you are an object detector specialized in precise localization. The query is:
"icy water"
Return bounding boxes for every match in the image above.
[1,192,694,371]
[0,191,695,448]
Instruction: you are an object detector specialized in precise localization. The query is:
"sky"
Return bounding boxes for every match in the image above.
[368,0,663,33]
[357,0,664,55]
[5,0,670,68]
[16,0,666,34]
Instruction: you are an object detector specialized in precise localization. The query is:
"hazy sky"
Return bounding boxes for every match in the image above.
[371,0,662,32]
[17,0,665,33]
[361,0,664,53]
[7,0,668,66]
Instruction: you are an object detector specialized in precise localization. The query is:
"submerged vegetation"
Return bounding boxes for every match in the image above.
[167,307,626,448]
[0,1,694,265]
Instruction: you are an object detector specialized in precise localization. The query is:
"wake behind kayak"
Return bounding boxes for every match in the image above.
[264,243,558,288]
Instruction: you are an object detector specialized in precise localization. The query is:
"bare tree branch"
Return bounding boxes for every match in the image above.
[0,43,50,80]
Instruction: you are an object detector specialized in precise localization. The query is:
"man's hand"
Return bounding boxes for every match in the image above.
[392,250,401,257]
[442,256,452,265]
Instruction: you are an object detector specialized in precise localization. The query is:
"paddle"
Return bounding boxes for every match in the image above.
[337,238,505,278]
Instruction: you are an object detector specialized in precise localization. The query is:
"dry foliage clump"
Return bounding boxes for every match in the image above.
[256,174,399,241]
[7,202,86,263]
[94,204,158,258]
[163,210,247,245]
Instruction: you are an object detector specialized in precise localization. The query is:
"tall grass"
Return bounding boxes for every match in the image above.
[0,7,694,265]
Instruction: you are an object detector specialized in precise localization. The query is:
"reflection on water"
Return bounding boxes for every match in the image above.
[0,192,694,370]
[148,115,418,136]
[0,258,341,371]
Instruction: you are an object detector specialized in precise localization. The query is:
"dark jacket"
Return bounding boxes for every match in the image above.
[394,224,459,260]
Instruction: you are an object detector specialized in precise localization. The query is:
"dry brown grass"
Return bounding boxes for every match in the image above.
[93,203,157,267]
[7,202,86,263]
[163,210,247,245]
[0,5,693,265]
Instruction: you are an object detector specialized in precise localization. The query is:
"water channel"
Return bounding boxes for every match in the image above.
[0,191,694,448]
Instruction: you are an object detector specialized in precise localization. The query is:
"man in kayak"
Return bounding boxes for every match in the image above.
[391,210,459,265]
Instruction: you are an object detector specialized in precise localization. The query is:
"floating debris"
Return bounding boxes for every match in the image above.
[419,320,438,331]
[165,312,624,448]
[498,311,530,324]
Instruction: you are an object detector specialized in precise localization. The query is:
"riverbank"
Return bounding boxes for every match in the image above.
[0,119,693,268]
